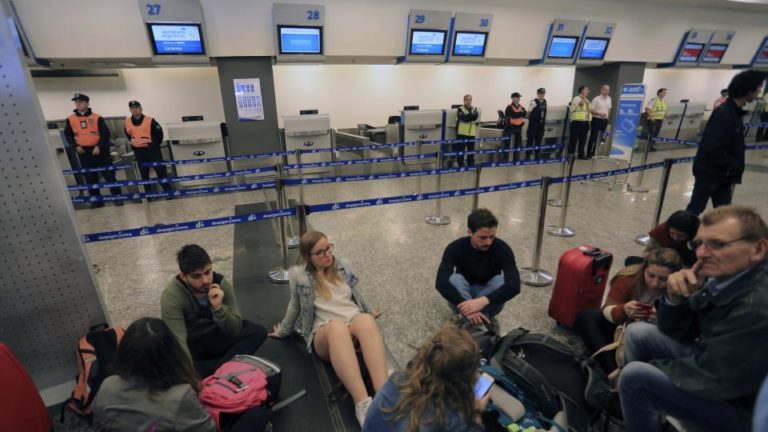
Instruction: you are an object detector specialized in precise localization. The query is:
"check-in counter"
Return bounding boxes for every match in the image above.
[544,105,568,141]
[401,109,443,164]
[167,121,228,188]
[283,113,332,174]
[678,102,705,141]
[658,103,684,139]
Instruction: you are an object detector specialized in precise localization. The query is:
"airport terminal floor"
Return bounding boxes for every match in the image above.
[77,145,768,368]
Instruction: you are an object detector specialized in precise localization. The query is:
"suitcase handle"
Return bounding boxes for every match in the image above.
[582,247,602,257]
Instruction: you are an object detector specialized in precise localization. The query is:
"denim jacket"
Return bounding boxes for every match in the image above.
[276,257,369,351]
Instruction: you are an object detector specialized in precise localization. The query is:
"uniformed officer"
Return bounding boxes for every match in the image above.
[125,101,173,198]
[526,88,547,160]
[455,94,479,167]
[568,85,591,159]
[63,93,123,209]
[503,92,526,162]
[645,88,668,152]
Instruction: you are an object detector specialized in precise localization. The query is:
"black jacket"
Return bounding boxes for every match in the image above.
[692,98,746,184]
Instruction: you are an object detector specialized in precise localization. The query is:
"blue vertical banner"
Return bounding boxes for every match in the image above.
[611,84,646,162]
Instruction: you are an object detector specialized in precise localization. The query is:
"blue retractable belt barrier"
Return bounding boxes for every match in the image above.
[63,164,133,175]
[652,137,700,146]
[67,166,275,191]
[72,180,276,203]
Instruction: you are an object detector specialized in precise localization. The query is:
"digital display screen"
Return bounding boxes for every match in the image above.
[579,38,609,60]
[278,26,323,54]
[452,31,487,57]
[409,30,447,56]
[678,42,704,63]
[547,36,579,59]
[701,44,727,64]
[755,42,768,65]
[147,24,205,56]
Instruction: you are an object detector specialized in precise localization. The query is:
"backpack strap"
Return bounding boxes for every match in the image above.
[271,389,307,412]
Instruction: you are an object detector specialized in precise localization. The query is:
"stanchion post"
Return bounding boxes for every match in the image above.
[295,148,306,205]
[628,136,651,193]
[471,165,482,211]
[416,139,423,195]
[283,151,300,249]
[269,163,290,284]
[547,156,568,207]
[296,204,309,237]
[520,176,554,287]
[547,155,576,237]
[635,158,674,246]
[426,144,450,226]
[132,161,154,226]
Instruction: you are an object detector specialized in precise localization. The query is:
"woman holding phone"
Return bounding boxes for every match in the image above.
[363,324,488,432]
[574,248,682,374]
[268,231,389,427]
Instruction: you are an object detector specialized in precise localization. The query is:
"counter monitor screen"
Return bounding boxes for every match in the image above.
[579,37,609,60]
[678,42,704,63]
[409,30,447,56]
[701,44,728,64]
[547,36,579,59]
[756,42,768,65]
[147,23,205,55]
[452,31,488,57]
[278,26,323,54]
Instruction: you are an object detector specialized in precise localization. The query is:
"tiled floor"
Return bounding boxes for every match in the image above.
[75,144,768,368]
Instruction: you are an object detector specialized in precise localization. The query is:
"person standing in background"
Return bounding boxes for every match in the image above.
[64,93,123,209]
[503,92,526,162]
[124,100,173,199]
[587,84,612,159]
[755,91,768,142]
[526,88,548,160]
[645,88,668,152]
[713,89,728,110]
[455,94,479,168]
[568,85,591,159]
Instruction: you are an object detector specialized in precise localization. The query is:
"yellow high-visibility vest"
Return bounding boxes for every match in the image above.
[457,106,477,136]
[570,98,591,122]
[649,98,667,120]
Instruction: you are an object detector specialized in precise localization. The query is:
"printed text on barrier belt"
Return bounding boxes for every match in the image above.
[444,144,563,157]
[63,163,133,175]
[72,180,277,204]
[81,207,297,243]
[547,161,666,185]
[284,152,438,170]
[67,166,276,191]
[141,151,294,167]
[80,160,670,242]
[652,137,700,146]
[282,156,565,186]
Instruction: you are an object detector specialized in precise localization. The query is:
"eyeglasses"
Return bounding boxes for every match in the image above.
[687,237,750,251]
[310,244,334,257]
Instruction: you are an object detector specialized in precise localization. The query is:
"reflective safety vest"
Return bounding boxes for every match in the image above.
[457,106,477,136]
[570,98,591,122]
[649,97,667,120]
[125,115,153,148]
[762,95,768,112]
[67,112,101,147]
[508,104,525,126]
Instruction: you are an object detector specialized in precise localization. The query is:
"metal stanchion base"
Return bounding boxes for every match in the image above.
[627,185,649,193]
[547,198,563,207]
[425,215,451,226]
[547,226,576,237]
[268,268,290,284]
[287,237,300,249]
[635,233,651,246]
[520,267,555,287]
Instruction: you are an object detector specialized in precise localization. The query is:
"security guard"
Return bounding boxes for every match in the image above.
[526,88,547,160]
[455,94,479,167]
[645,88,668,152]
[64,93,123,209]
[756,92,768,142]
[568,85,591,159]
[125,101,173,198]
[503,92,527,162]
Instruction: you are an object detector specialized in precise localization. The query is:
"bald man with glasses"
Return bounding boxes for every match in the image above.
[618,205,768,432]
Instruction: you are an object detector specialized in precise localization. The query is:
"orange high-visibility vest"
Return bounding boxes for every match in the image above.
[508,104,524,126]
[124,115,153,148]
[67,113,101,147]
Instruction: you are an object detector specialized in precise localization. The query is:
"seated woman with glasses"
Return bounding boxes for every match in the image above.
[363,324,487,432]
[268,231,388,427]
[574,248,682,375]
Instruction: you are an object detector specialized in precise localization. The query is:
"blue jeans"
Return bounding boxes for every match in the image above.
[619,322,748,432]
[448,273,505,317]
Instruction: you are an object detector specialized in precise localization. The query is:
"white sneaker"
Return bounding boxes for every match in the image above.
[355,396,373,427]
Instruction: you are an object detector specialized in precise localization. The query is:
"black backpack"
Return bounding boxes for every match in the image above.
[491,328,613,432]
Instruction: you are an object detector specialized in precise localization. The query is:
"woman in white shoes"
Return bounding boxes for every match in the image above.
[268,231,388,426]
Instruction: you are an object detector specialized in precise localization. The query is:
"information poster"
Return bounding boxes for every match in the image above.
[233,78,264,121]
[611,84,646,162]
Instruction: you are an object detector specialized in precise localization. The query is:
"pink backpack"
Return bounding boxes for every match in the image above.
[199,355,277,429]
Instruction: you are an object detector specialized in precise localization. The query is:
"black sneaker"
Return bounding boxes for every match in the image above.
[114,200,124,207]
[90,201,105,209]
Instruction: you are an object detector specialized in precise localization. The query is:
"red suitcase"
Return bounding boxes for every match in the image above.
[548,245,613,328]
[0,343,53,432]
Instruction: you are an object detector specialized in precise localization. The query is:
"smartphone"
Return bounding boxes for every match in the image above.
[637,303,654,311]
[474,373,495,400]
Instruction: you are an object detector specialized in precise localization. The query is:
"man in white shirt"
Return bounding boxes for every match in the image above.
[587,85,612,159]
